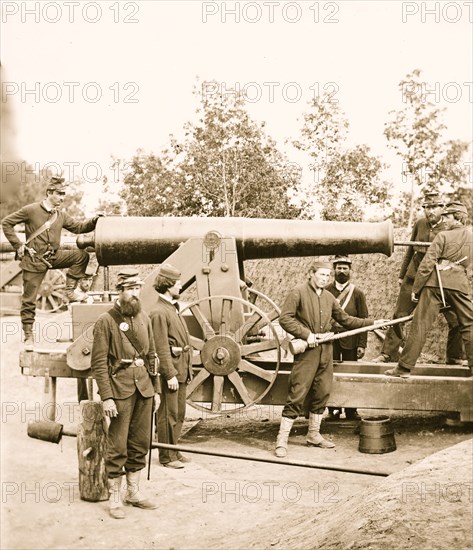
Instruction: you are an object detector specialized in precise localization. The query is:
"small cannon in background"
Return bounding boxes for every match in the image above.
[19,216,472,421]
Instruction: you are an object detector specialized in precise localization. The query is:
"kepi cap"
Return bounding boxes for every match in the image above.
[332,255,352,266]
[116,268,144,289]
[422,190,444,207]
[157,263,181,281]
[441,201,468,215]
[46,176,66,194]
[310,261,332,272]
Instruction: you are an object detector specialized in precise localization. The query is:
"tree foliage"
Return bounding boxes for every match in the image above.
[384,69,471,227]
[293,95,389,221]
[1,163,85,219]
[118,81,301,219]
[317,146,390,221]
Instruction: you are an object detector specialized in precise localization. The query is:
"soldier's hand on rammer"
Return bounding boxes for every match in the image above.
[411,292,419,303]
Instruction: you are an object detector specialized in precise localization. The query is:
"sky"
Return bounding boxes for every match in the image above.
[2,0,473,214]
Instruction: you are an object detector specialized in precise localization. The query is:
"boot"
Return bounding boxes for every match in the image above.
[124,470,158,510]
[372,353,391,363]
[275,416,294,458]
[108,477,125,519]
[307,413,335,448]
[64,275,79,302]
[384,365,410,378]
[23,324,34,352]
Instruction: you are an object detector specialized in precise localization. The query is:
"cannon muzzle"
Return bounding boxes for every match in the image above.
[77,217,393,265]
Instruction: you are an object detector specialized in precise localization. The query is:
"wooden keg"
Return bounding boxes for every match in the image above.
[358,415,396,454]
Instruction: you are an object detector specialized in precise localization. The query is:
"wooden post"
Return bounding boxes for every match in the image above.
[77,401,108,502]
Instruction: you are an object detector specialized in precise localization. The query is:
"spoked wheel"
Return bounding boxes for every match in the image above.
[246,286,281,321]
[183,295,281,414]
[36,270,66,313]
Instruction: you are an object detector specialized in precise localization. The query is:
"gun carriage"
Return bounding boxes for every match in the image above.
[17,217,472,422]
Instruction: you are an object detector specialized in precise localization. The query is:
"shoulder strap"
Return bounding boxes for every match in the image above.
[339,284,355,311]
[25,211,58,245]
[107,307,149,367]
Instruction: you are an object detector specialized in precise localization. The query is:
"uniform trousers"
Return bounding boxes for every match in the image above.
[399,287,473,371]
[283,344,333,419]
[157,381,187,464]
[382,276,463,361]
[21,249,89,326]
[106,390,153,478]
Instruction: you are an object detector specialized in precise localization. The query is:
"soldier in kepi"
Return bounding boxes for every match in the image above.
[275,261,381,458]
[385,202,473,379]
[70,266,96,304]
[149,263,194,469]
[1,176,102,351]
[373,191,464,365]
[325,255,369,421]
[91,269,160,519]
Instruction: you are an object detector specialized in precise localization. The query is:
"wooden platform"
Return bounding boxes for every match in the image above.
[20,351,473,422]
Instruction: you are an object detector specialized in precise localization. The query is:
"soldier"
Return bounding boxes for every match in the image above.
[150,264,194,469]
[91,269,160,519]
[70,266,96,304]
[385,202,472,378]
[373,191,464,365]
[1,177,101,350]
[325,255,369,421]
[275,262,379,457]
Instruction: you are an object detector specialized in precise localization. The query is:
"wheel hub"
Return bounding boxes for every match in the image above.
[201,335,241,376]
[39,282,53,297]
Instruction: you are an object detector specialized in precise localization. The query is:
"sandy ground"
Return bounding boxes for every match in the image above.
[1,312,472,550]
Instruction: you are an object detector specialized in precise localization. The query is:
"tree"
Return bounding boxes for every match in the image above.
[292,95,349,181]
[384,69,470,228]
[116,151,183,216]
[316,146,390,221]
[1,163,85,219]
[292,95,389,221]
[118,80,302,219]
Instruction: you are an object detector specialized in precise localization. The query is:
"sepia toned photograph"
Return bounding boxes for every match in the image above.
[1,1,472,549]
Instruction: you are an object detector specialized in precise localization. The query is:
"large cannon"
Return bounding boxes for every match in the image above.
[72,217,393,414]
[19,216,472,421]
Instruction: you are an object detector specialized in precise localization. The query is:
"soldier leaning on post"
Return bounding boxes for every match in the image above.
[149,263,194,469]
[385,201,473,379]
[1,176,102,351]
[275,261,385,458]
[373,191,465,365]
[91,269,160,519]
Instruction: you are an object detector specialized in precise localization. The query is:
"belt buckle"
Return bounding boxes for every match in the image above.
[134,358,145,367]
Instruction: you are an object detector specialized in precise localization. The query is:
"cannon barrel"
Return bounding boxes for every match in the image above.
[77,217,393,265]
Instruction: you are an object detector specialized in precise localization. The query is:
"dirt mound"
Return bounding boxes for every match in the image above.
[246,438,473,550]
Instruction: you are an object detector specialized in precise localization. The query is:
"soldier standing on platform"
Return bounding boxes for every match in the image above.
[1,176,101,350]
[385,202,472,378]
[373,191,464,365]
[91,269,160,519]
